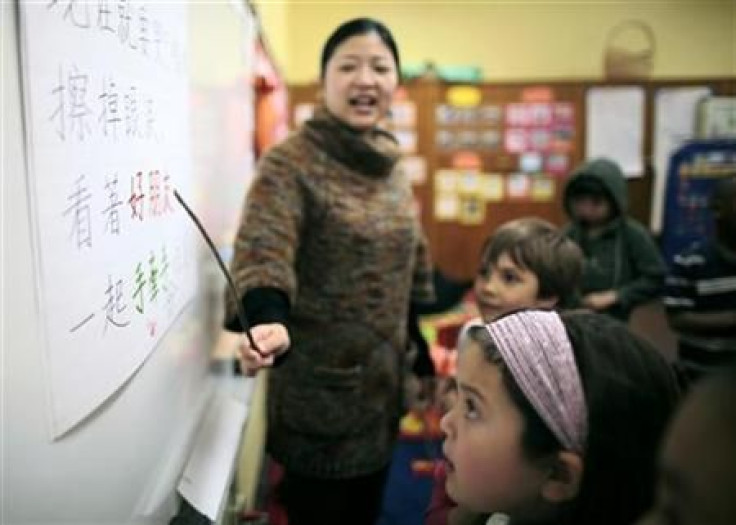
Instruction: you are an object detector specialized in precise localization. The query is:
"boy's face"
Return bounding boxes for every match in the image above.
[440,340,547,515]
[637,388,736,525]
[571,195,612,228]
[474,252,555,323]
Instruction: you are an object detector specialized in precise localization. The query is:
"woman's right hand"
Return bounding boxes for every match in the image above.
[238,323,291,375]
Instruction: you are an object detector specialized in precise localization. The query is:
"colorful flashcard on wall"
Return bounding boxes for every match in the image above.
[457,130,479,148]
[435,192,460,221]
[553,103,575,125]
[528,103,553,127]
[480,105,503,125]
[294,103,314,127]
[446,85,482,108]
[435,170,458,193]
[551,127,575,152]
[503,100,575,156]
[436,104,455,125]
[480,173,505,202]
[531,177,556,202]
[519,152,544,173]
[459,196,486,225]
[480,130,502,150]
[521,86,554,103]
[457,107,480,124]
[436,129,454,149]
[457,171,482,195]
[507,173,532,200]
[19,1,195,437]
[506,104,532,127]
[505,128,528,153]
[452,151,482,170]
[401,156,427,185]
[546,153,570,176]
[390,101,417,127]
[529,129,552,151]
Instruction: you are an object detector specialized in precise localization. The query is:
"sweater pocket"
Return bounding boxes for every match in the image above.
[279,364,384,439]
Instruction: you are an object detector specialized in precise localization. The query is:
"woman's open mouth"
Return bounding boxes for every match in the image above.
[348,95,378,113]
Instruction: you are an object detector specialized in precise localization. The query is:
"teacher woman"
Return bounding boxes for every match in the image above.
[225,17,434,525]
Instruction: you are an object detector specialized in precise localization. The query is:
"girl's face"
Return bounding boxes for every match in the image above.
[321,32,398,132]
[440,341,548,516]
[474,252,554,323]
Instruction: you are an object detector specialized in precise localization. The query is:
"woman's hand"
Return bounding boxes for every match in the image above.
[238,323,290,375]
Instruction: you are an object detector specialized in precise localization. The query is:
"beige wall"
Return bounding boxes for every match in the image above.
[253,0,289,77]
[190,1,254,86]
[254,0,735,84]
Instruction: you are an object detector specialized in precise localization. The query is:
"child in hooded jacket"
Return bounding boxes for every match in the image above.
[563,157,666,321]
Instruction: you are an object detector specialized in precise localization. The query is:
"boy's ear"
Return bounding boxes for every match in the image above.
[540,451,584,504]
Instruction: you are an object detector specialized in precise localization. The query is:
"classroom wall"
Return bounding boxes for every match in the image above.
[191,3,253,87]
[254,0,735,84]
[253,0,289,76]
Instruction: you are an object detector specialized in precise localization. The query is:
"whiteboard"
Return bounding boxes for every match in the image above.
[2,0,258,523]
[19,0,196,438]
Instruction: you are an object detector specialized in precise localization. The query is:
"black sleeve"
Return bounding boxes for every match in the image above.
[408,302,435,377]
[223,286,290,332]
[413,269,473,315]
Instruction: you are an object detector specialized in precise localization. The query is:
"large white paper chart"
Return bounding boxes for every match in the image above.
[19,0,196,438]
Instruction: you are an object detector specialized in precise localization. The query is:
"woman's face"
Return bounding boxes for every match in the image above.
[321,32,398,132]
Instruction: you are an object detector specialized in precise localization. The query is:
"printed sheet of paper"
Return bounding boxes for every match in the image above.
[178,393,248,521]
[586,87,645,178]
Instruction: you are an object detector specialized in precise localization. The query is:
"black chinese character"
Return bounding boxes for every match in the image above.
[128,171,145,220]
[102,173,123,235]
[68,66,92,141]
[47,0,91,29]
[63,174,93,249]
[103,274,130,332]
[98,75,121,139]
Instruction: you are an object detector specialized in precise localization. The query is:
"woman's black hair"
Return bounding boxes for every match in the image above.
[467,311,681,525]
[320,18,401,80]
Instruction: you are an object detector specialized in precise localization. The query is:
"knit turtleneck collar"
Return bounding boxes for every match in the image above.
[302,106,400,178]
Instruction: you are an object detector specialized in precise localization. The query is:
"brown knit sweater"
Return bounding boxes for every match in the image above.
[227,107,434,478]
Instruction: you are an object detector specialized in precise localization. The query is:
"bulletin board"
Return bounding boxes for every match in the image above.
[288,77,735,281]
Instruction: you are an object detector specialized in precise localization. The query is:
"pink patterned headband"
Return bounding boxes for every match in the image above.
[485,310,588,454]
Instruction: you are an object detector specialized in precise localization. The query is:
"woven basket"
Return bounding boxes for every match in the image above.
[603,20,656,79]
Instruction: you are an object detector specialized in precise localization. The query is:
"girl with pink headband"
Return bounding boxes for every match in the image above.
[441,310,680,525]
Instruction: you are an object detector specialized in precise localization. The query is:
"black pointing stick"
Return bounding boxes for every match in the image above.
[173,189,263,357]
